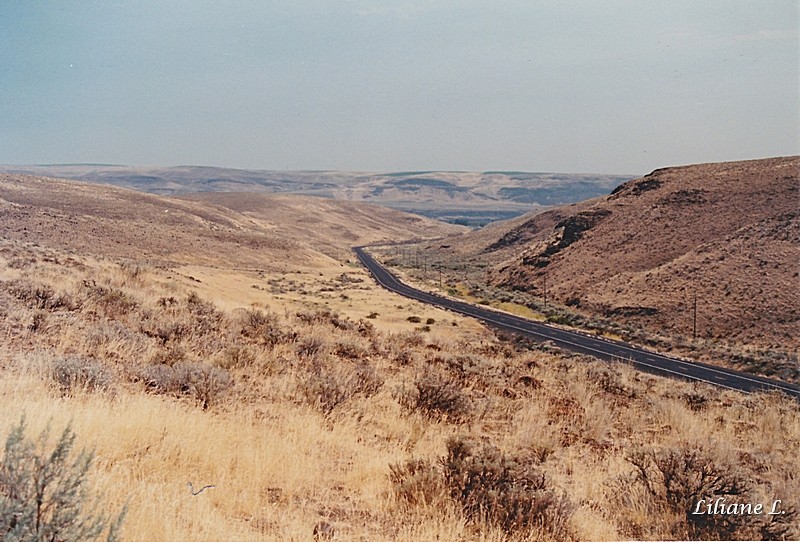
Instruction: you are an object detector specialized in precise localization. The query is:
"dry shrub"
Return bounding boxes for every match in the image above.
[148,344,187,367]
[296,335,327,360]
[586,363,636,399]
[355,319,376,338]
[351,361,384,398]
[442,437,572,536]
[620,444,763,540]
[396,331,426,349]
[86,285,137,320]
[296,309,354,331]
[683,390,709,411]
[216,344,256,370]
[389,458,445,508]
[51,357,114,395]
[392,349,415,367]
[184,292,225,337]
[390,438,573,537]
[333,339,368,360]
[238,309,292,347]
[3,280,77,311]
[138,362,231,409]
[398,370,471,423]
[301,361,384,415]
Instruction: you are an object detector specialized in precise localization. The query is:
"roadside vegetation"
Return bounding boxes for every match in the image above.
[1,238,798,541]
[374,246,799,384]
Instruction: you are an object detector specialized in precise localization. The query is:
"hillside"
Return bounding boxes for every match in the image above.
[0,174,462,267]
[484,157,799,351]
[0,165,633,226]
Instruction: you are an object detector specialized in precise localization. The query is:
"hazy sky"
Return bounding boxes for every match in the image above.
[1,1,797,174]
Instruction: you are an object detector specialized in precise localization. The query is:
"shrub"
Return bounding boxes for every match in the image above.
[351,361,384,398]
[183,363,233,410]
[301,362,384,415]
[398,370,471,423]
[406,316,422,324]
[4,281,77,311]
[333,340,368,361]
[51,357,114,395]
[545,314,573,326]
[296,336,327,359]
[302,370,351,416]
[442,437,571,536]
[586,363,635,399]
[390,439,572,536]
[91,287,137,320]
[239,309,291,347]
[0,418,126,541]
[623,444,755,540]
[388,459,444,508]
[139,362,231,410]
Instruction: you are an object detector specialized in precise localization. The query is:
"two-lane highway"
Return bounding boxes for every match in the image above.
[353,246,799,399]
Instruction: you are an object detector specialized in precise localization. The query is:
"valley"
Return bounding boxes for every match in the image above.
[0,166,797,541]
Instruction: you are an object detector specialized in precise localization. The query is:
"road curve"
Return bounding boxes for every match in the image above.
[353,246,799,399]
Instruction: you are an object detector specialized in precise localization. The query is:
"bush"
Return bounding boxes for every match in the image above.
[295,336,327,359]
[4,281,77,311]
[622,444,756,539]
[442,437,571,536]
[0,418,126,541]
[139,362,231,410]
[389,438,572,536]
[51,357,114,395]
[406,316,422,324]
[301,362,384,415]
[398,370,471,423]
[239,309,291,348]
[388,459,444,508]
[586,363,635,399]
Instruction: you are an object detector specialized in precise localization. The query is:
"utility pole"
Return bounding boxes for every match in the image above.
[543,273,548,308]
[692,289,697,341]
[438,264,442,289]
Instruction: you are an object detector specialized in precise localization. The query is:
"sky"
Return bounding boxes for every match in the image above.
[1,1,797,174]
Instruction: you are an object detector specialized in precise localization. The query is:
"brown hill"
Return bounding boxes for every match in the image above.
[0,174,463,268]
[483,156,799,351]
[0,164,634,226]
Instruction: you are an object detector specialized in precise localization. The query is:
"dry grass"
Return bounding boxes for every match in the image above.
[1,237,798,541]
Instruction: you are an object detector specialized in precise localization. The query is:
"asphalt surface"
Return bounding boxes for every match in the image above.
[353,246,799,399]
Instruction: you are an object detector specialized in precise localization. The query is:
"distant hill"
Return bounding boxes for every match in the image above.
[0,174,463,267]
[478,156,799,351]
[0,164,633,226]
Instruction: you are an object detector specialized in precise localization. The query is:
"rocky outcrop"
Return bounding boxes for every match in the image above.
[521,209,612,267]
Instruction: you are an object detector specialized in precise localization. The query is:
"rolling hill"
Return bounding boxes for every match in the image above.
[0,164,633,226]
[0,174,463,267]
[483,156,799,351]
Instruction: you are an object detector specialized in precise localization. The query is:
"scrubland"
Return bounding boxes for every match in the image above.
[1,238,798,541]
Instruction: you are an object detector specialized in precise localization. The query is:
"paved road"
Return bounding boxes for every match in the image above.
[353,246,799,399]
